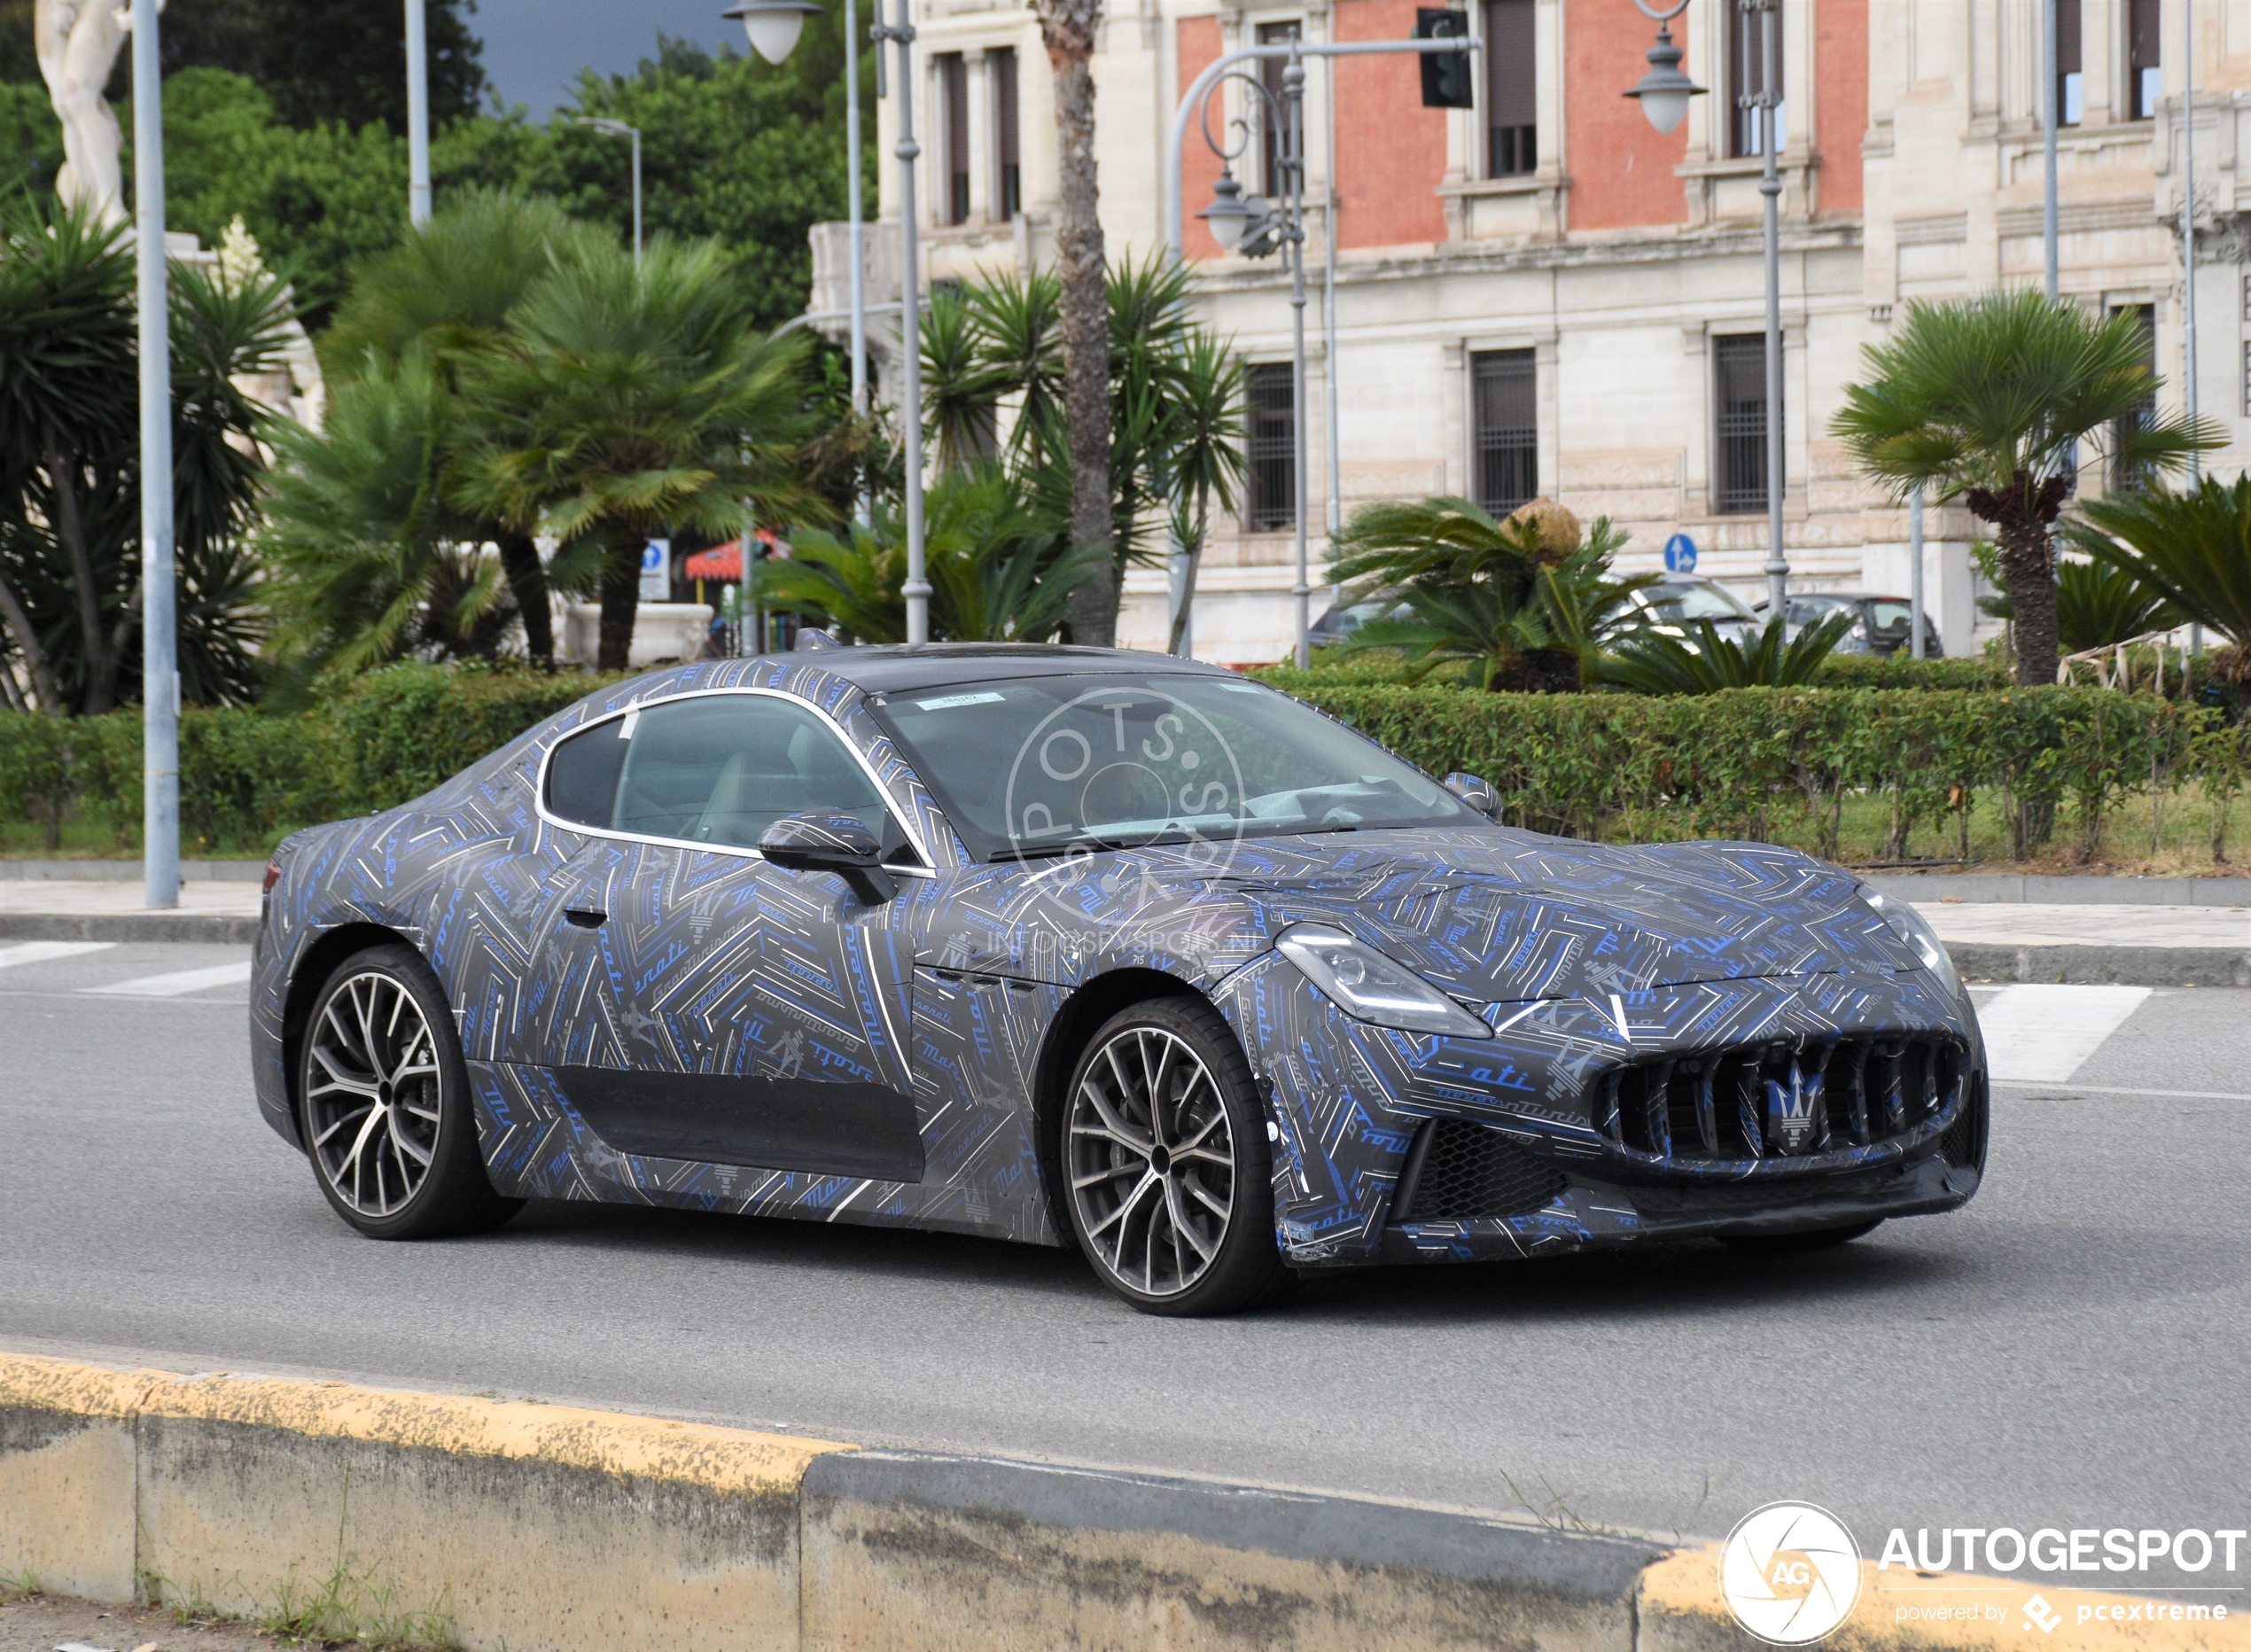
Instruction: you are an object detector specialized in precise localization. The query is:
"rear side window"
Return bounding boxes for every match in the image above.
[546,693,893,852]
[545,715,633,828]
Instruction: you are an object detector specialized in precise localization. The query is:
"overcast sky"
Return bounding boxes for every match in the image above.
[472,0,749,115]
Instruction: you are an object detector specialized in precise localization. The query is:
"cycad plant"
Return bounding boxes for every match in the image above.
[1326,497,1653,690]
[1832,288,2217,686]
[1601,612,1854,695]
[2068,474,2251,667]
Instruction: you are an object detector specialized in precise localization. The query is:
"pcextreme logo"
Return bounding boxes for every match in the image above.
[1720,1501,1865,1645]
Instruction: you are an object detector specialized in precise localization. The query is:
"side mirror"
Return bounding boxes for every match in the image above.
[758,811,898,905]
[1442,771,1500,821]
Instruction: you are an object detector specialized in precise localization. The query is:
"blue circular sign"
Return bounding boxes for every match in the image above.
[1663,533,1698,573]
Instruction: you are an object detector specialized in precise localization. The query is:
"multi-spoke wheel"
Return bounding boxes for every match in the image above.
[1060,997,1289,1315]
[298,944,520,1240]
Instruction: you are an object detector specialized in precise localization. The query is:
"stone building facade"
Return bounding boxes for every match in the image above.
[815,0,2251,663]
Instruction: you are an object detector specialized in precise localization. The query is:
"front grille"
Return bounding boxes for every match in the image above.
[1595,1035,1967,1165]
[1393,1118,1569,1222]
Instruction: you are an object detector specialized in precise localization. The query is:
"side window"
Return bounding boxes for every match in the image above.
[545,715,633,829]
[613,696,890,851]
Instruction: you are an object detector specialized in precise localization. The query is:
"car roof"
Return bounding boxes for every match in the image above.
[1753,592,1908,605]
[755,643,1240,695]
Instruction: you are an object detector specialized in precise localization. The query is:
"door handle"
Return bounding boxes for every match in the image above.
[565,908,607,929]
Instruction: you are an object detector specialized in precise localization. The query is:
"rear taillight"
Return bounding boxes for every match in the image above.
[262,858,283,894]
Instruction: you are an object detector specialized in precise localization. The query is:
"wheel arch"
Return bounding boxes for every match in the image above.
[280,923,427,1145]
[1030,968,1213,1242]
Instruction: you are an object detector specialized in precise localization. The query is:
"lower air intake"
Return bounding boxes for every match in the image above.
[1394,1118,1569,1222]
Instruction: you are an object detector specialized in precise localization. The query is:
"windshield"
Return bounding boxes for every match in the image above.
[867,673,1468,861]
[1642,581,1760,626]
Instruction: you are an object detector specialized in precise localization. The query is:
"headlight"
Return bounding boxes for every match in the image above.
[1858,885,1961,995]
[1275,924,1492,1039]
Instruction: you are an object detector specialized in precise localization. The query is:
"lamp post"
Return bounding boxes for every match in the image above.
[1168,30,1474,666]
[129,0,176,908]
[868,0,930,644]
[406,0,431,225]
[576,118,642,267]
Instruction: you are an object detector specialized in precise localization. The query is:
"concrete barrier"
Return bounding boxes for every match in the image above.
[4,1352,2242,1651]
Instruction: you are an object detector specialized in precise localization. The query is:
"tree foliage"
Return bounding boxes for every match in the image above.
[2069,474,2251,663]
[1601,613,1855,695]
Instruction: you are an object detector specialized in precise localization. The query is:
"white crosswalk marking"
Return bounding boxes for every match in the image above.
[1975,984,2152,1084]
[0,940,114,971]
[83,960,253,998]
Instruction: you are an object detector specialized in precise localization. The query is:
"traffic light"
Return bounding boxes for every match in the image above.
[1418,9,1474,109]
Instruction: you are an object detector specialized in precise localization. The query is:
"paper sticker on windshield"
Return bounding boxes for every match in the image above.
[915,690,1007,711]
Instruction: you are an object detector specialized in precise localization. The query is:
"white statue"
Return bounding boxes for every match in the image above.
[34,0,163,227]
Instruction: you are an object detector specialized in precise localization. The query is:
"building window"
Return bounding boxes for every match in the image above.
[1483,0,1535,178]
[1713,334,1778,515]
[993,46,1021,221]
[2128,0,2160,119]
[1246,363,1296,532]
[2056,0,2084,126]
[1727,0,1782,159]
[2111,304,2157,492]
[938,52,970,225]
[1472,350,1537,515]
[1257,20,1301,200]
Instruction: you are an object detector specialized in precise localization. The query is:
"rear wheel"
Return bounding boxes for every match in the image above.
[1717,1219,1883,1252]
[298,943,521,1240]
[1060,997,1290,1317]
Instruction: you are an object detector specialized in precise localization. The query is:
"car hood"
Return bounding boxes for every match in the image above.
[1197,826,1922,1003]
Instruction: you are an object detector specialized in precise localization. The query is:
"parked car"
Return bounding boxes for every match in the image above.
[253,643,1987,1315]
[1619,578,1764,646]
[1751,592,1943,658]
[1307,597,1411,648]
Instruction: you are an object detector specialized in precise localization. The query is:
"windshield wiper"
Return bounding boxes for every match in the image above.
[997,830,1191,861]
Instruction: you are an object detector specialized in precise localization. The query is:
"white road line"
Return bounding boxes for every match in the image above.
[1975,984,2152,1084]
[82,960,253,998]
[0,940,114,971]
[1993,1081,2251,1102]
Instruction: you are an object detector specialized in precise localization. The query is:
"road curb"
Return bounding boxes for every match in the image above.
[0,912,260,945]
[1947,941,2251,988]
[1864,872,2251,906]
[5,1352,2241,1650]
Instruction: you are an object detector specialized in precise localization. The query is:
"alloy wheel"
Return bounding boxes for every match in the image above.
[1067,1025,1238,1297]
[306,970,443,1219]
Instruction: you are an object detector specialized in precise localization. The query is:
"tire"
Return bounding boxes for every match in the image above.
[298,943,522,1240]
[1717,1218,1883,1252]
[1058,996,1290,1317]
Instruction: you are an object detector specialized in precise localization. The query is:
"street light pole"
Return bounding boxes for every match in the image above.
[405,0,432,226]
[1282,54,1312,670]
[2043,0,2059,298]
[873,0,930,644]
[1746,0,1788,618]
[577,120,643,266]
[129,0,176,908]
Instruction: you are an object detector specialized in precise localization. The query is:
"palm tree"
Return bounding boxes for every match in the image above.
[464,235,818,672]
[1032,0,1112,643]
[1328,497,1654,689]
[1601,612,1854,695]
[2068,475,2251,666]
[321,190,608,666]
[1831,288,2217,686]
[753,463,1103,643]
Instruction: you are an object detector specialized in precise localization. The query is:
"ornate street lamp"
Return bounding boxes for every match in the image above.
[724,0,824,66]
[1622,0,1704,136]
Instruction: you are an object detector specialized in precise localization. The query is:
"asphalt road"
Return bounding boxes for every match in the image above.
[4,940,2247,1593]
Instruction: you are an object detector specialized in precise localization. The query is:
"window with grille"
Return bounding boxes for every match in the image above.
[1258,21,1300,200]
[1472,350,1537,515]
[1483,0,1535,178]
[938,53,970,225]
[2111,305,2157,493]
[993,47,1021,221]
[2128,0,2160,119]
[1713,334,1778,515]
[1727,1,1783,158]
[2056,0,2084,125]
[1245,363,1296,532]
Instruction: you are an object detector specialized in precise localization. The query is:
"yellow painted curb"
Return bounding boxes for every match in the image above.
[0,1352,172,1421]
[1642,1544,2248,1649]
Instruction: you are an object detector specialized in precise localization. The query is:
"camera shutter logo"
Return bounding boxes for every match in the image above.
[1719,1501,1864,1644]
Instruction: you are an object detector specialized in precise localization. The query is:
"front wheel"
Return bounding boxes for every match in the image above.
[1717,1218,1883,1252]
[299,943,522,1241]
[1059,997,1290,1317]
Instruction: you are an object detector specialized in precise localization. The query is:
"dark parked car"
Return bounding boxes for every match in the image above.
[252,644,1987,1315]
[1752,592,1944,658]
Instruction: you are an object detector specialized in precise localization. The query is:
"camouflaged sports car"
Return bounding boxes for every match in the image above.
[251,643,1988,1315]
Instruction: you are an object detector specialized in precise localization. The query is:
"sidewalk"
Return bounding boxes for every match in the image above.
[3,864,2243,985]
